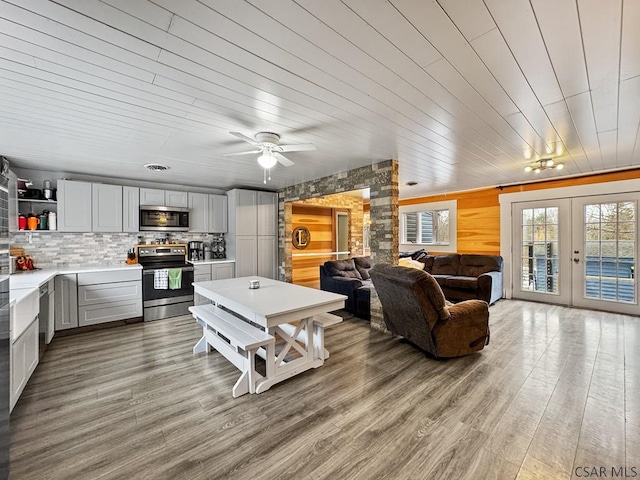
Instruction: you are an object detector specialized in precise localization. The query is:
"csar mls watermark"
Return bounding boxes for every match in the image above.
[574,466,638,478]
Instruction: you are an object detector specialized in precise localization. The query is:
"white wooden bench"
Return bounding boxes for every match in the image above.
[189,305,275,398]
[277,312,342,361]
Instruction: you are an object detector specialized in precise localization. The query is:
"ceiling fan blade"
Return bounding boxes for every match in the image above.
[278,143,316,152]
[223,149,261,157]
[275,152,295,166]
[229,132,259,146]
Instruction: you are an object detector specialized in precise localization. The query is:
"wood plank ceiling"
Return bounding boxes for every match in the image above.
[0,0,637,198]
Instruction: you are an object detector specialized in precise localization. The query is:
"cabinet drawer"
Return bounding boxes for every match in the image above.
[194,273,212,283]
[78,281,141,306]
[78,299,142,327]
[77,269,141,286]
[193,264,211,276]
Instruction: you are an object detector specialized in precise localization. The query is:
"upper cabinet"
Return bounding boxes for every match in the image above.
[92,184,123,232]
[139,188,164,206]
[188,193,208,233]
[140,188,188,208]
[189,193,228,233]
[122,186,139,233]
[230,189,257,236]
[59,181,124,233]
[165,190,188,208]
[8,170,18,233]
[209,195,227,233]
[58,180,92,232]
[226,189,277,279]
[257,191,277,236]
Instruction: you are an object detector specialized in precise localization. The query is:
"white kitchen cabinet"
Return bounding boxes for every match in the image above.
[76,270,142,327]
[47,279,55,343]
[193,265,212,306]
[140,188,188,208]
[92,183,123,232]
[229,189,258,236]
[188,193,209,233]
[234,236,258,277]
[54,274,78,330]
[58,180,92,232]
[257,191,277,236]
[212,262,234,280]
[10,305,38,411]
[209,194,227,233]
[193,263,234,304]
[165,190,188,208]
[122,186,139,232]
[257,236,277,278]
[227,189,277,279]
[8,170,18,233]
[139,188,165,206]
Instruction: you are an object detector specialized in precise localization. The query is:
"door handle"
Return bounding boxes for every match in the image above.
[573,258,580,263]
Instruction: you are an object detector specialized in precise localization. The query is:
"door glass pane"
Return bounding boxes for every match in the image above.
[521,207,559,294]
[583,201,636,303]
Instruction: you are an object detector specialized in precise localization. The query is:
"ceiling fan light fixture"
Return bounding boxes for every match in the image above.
[257,153,277,169]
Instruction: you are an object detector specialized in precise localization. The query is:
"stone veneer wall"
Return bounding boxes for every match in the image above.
[11,232,222,268]
[294,193,364,257]
[278,159,398,331]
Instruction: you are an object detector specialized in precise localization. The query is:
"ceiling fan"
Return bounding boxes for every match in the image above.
[224,132,315,183]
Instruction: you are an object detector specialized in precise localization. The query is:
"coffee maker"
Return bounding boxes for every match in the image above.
[188,241,204,261]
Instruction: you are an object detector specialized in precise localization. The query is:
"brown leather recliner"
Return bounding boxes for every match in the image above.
[370,264,490,358]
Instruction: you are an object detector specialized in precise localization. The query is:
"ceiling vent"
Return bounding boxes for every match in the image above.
[144,163,170,172]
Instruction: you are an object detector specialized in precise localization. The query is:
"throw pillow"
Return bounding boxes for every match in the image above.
[398,258,426,270]
[353,256,372,280]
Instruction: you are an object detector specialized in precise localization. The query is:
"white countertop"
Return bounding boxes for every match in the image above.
[10,263,142,289]
[188,259,235,266]
[10,287,38,305]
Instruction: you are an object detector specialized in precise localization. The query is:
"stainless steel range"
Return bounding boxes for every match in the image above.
[138,245,194,322]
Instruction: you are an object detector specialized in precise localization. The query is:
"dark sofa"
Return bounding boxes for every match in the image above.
[319,257,372,320]
[420,254,503,305]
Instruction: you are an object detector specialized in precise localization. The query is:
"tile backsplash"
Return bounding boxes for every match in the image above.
[11,232,223,269]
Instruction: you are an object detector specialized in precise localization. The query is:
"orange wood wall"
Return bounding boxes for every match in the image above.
[292,205,334,288]
[401,169,640,256]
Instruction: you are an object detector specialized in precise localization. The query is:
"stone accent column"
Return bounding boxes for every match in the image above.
[278,159,398,332]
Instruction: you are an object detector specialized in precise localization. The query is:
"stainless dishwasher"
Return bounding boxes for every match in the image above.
[38,282,50,360]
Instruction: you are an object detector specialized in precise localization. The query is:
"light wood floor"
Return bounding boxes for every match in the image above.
[9,300,640,479]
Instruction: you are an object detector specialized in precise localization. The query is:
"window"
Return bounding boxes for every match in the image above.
[404,210,449,244]
[400,200,457,252]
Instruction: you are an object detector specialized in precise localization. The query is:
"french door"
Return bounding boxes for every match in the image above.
[513,194,639,314]
[513,199,572,305]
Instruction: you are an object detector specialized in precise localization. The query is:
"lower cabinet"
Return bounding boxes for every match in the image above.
[55,269,142,330]
[11,317,38,411]
[193,263,235,305]
[55,274,79,330]
[77,270,142,327]
[193,265,212,306]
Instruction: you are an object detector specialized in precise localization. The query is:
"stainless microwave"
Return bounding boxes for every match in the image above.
[139,206,189,232]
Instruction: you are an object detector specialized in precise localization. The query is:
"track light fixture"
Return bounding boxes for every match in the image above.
[524,158,564,173]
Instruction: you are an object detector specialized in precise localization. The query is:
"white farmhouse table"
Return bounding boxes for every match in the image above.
[193,276,346,395]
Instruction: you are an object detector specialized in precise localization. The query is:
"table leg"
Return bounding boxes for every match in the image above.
[192,334,209,354]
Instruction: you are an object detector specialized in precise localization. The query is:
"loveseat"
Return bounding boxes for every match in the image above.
[319,257,372,320]
[420,254,503,305]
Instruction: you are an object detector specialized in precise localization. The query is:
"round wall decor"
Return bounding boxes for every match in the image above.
[292,226,311,249]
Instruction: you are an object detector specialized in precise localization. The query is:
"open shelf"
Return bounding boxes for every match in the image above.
[18,198,57,204]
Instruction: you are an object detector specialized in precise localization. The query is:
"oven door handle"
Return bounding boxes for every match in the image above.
[143,267,194,274]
